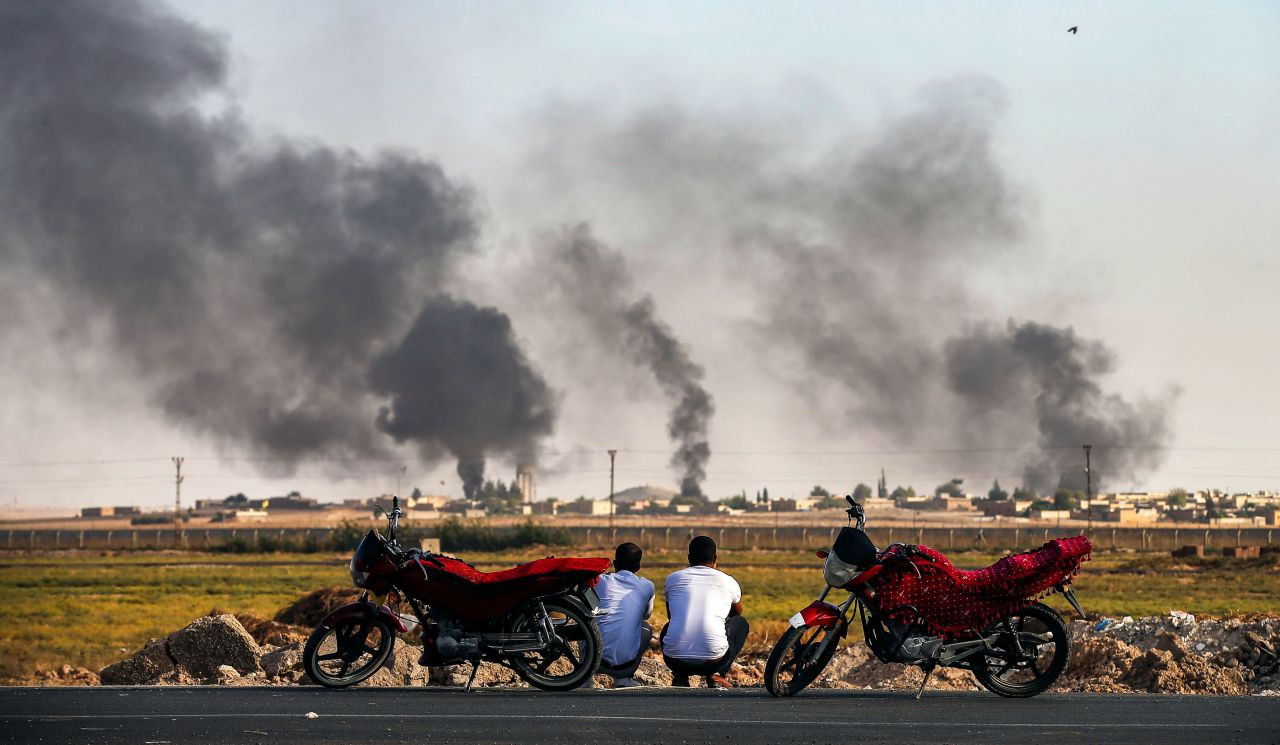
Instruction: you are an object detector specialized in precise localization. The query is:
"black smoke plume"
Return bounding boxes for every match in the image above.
[944,320,1174,493]
[0,0,554,480]
[370,298,557,498]
[545,225,714,496]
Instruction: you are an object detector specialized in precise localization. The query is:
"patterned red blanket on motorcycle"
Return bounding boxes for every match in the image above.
[871,536,1092,636]
[429,556,610,586]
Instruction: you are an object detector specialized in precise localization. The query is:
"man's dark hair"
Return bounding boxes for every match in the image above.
[688,535,717,566]
[614,542,643,572]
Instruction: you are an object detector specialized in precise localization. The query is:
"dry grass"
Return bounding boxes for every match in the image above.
[2,547,1277,681]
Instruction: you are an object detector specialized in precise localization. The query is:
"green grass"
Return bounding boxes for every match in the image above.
[2,547,1278,681]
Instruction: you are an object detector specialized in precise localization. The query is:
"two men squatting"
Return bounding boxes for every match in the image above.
[592,536,749,688]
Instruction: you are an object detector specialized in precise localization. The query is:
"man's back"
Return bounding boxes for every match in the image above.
[662,565,742,660]
[596,570,655,666]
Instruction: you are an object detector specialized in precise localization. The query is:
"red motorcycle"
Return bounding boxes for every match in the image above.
[303,497,609,691]
[765,496,1091,698]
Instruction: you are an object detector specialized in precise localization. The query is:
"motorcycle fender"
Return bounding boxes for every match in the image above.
[320,601,409,634]
[789,600,841,629]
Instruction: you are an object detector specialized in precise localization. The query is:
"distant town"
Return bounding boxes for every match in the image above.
[60,471,1280,529]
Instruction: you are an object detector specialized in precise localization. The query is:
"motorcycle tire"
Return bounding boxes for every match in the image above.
[303,616,396,688]
[507,597,603,692]
[764,621,843,697]
[972,602,1070,698]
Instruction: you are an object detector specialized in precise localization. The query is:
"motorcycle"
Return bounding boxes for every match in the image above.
[765,495,1091,699]
[303,496,610,691]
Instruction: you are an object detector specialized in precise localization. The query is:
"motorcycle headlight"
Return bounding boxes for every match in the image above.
[823,552,860,588]
[349,556,369,588]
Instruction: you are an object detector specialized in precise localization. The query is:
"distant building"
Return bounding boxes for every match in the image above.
[982,500,1032,518]
[79,506,140,518]
[559,499,614,516]
[516,464,536,505]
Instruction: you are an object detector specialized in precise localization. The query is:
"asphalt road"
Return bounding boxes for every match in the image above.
[1,686,1275,745]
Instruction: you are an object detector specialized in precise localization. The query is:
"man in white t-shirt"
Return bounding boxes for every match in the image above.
[660,535,749,688]
[593,542,655,687]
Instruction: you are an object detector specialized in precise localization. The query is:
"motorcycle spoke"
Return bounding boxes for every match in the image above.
[316,652,343,662]
[363,644,380,656]
[557,622,586,642]
[337,661,351,678]
[558,640,580,668]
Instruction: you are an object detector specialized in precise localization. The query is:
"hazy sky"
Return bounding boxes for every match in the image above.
[2,0,1278,510]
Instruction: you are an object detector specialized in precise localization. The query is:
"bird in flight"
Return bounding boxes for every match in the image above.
[1067,26,1079,34]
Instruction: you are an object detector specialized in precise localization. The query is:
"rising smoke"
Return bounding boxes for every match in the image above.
[944,320,1175,492]
[370,298,556,497]
[0,0,1178,500]
[543,225,714,496]
[0,0,555,486]
[526,77,1175,493]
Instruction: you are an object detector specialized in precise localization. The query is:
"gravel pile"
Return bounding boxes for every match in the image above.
[35,586,1280,696]
[1068,614,1278,694]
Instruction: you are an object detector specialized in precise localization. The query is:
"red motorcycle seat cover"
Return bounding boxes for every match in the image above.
[872,536,1092,635]
[426,556,610,586]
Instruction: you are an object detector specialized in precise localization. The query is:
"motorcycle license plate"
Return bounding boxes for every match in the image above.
[582,586,601,612]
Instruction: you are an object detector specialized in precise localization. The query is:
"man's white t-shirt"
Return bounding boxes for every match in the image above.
[595,570,655,666]
[662,565,742,660]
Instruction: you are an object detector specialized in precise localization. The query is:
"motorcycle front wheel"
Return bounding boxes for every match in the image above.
[764,621,843,697]
[972,602,1070,698]
[302,616,395,688]
[506,597,602,691]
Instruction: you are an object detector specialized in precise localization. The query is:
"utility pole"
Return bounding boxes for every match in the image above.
[172,456,184,548]
[396,464,406,499]
[1083,444,1093,535]
[607,449,617,529]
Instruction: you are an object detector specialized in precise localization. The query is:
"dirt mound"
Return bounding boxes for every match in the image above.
[1122,632,1248,695]
[206,609,309,647]
[101,614,263,685]
[273,587,362,627]
[13,665,99,687]
[815,644,979,691]
[1060,636,1143,692]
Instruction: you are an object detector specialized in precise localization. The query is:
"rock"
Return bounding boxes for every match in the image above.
[358,645,430,687]
[214,665,241,684]
[167,614,261,681]
[27,665,100,687]
[632,655,674,687]
[261,643,305,680]
[100,638,175,685]
[427,660,526,688]
[274,587,363,627]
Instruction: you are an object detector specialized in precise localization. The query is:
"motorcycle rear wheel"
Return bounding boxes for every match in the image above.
[303,616,395,688]
[764,621,843,697]
[972,602,1070,698]
[507,597,602,691]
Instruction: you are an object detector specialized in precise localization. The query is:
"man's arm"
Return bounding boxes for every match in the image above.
[728,576,743,617]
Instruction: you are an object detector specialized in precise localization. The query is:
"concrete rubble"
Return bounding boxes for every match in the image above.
[75,604,1280,695]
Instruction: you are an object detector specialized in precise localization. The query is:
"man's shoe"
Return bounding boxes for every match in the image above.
[671,673,691,687]
[707,673,734,689]
[613,677,641,688]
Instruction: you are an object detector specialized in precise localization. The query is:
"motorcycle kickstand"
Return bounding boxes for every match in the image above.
[464,660,480,693]
[914,661,937,700]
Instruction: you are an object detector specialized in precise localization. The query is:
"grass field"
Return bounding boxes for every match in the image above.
[2,547,1278,682]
